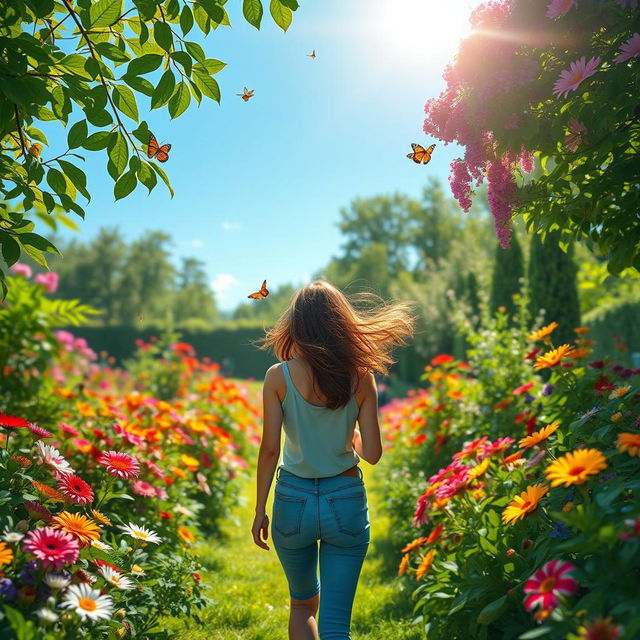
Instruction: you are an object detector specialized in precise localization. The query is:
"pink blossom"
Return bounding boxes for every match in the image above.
[553,56,601,98]
[519,147,535,174]
[614,33,640,64]
[487,156,518,248]
[545,0,576,19]
[10,263,32,278]
[564,118,586,152]
[34,272,58,293]
[132,480,157,497]
[449,159,474,212]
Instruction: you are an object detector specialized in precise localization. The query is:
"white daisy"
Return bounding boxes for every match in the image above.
[35,441,73,475]
[119,523,162,545]
[43,572,71,590]
[2,531,24,544]
[35,608,59,623]
[90,540,111,551]
[61,583,113,621]
[99,566,134,590]
[130,564,145,576]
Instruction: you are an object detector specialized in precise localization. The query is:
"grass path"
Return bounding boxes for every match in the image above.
[168,460,421,640]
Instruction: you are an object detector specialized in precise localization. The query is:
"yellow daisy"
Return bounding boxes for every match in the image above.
[502,484,549,525]
[533,344,576,370]
[528,322,558,343]
[545,449,607,487]
[519,422,560,449]
[616,433,640,457]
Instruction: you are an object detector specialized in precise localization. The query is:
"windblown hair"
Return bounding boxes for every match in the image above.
[260,281,415,410]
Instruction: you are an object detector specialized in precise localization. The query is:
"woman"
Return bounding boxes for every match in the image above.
[252,281,414,640]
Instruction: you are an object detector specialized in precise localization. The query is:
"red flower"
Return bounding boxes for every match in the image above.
[414,434,427,446]
[512,382,535,395]
[192,573,201,582]
[494,398,513,410]
[523,560,578,613]
[594,376,615,394]
[525,348,542,361]
[425,523,443,545]
[431,354,455,366]
[159,512,173,520]
[0,414,29,429]
[57,474,94,505]
[525,416,538,436]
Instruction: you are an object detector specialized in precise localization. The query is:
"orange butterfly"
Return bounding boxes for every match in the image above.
[407,143,436,165]
[147,133,171,163]
[237,87,254,102]
[248,280,269,299]
[307,50,316,58]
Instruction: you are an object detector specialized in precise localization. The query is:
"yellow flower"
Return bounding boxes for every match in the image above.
[519,422,560,449]
[562,501,574,513]
[528,322,558,343]
[502,484,549,525]
[51,512,100,547]
[469,457,490,479]
[180,454,200,471]
[610,412,623,423]
[0,542,13,567]
[415,549,435,581]
[178,526,196,544]
[398,554,409,576]
[609,386,631,399]
[545,449,607,487]
[533,344,576,370]
[616,433,640,457]
[91,509,112,527]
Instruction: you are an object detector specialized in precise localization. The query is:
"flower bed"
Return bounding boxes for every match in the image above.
[381,312,640,639]
[0,268,260,638]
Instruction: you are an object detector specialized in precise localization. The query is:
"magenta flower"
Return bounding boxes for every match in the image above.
[553,56,601,98]
[10,263,32,278]
[23,527,79,568]
[98,451,140,480]
[564,118,587,152]
[132,480,157,498]
[27,423,53,440]
[614,33,640,64]
[524,560,578,612]
[34,272,59,293]
[546,0,576,19]
[57,474,94,505]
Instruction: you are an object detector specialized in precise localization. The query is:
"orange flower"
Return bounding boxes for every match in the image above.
[569,347,593,359]
[91,509,112,527]
[0,541,13,567]
[546,449,607,487]
[401,537,429,554]
[528,322,558,343]
[178,526,195,544]
[398,554,410,576]
[51,511,100,547]
[519,422,560,449]
[415,549,435,580]
[533,345,576,370]
[503,450,526,465]
[31,481,66,502]
[573,327,590,334]
[616,433,640,457]
[502,484,548,525]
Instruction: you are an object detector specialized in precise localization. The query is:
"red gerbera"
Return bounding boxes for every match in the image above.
[0,414,30,429]
[523,560,578,612]
[57,474,95,505]
[98,451,140,480]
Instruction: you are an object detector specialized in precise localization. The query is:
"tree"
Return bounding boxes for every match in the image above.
[490,233,524,317]
[422,0,639,273]
[529,232,580,345]
[173,257,217,324]
[0,0,299,295]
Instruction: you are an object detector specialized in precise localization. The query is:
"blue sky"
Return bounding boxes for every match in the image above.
[52,0,479,310]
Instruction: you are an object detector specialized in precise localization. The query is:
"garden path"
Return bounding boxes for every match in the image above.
[168,460,421,639]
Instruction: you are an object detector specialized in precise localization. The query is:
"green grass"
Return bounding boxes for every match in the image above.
[166,462,421,640]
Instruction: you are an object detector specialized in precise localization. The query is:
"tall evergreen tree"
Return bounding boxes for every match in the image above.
[490,234,524,316]
[528,232,580,345]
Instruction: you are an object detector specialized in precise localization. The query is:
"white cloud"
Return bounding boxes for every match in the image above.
[189,239,204,248]
[210,274,239,301]
[221,221,240,231]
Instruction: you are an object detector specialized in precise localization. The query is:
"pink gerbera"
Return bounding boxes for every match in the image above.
[523,560,578,612]
[132,480,157,497]
[28,423,53,439]
[23,527,79,568]
[553,56,601,98]
[546,0,576,19]
[57,474,94,505]
[614,33,640,64]
[23,501,52,522]
[98,451,140,480]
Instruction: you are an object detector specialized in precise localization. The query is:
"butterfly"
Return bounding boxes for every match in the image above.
[147,133,171,163]
[307,50,316,58]
[237,87,254,102]
[407,143,436,165]
[248,280,269,299]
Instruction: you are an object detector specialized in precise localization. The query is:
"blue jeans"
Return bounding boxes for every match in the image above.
[271,466,370,640]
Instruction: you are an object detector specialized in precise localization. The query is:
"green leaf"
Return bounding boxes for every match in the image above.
[243,0,263,29]
[89,0,123,28]
[46,168,67,196]
[477,595,507,625]
[127,53,163,76]
[518,628,552,639]
[150,162,174,197]
[180,5,194,34]
[82,131,111,151]
[108,133,129,178]
[95,42,130,62]
[269,0,292,31]
[193,70,220,103]
[185,41,206,64]
[198,0,225,24]
[67,120,88,149]
[200,59,226,74]
[168,81,191,118]
[1,234,20,267]
[114,171,137,200]
[193,5,211,34]
[57,160,90,201]
[113,85,139,122]
[123,74,154,97]
[171,51,192,76]
[151,70,175,109]
[154,21,173,51]
[137,161,157,193]
[18,232,59,254]
[279,0,299,8]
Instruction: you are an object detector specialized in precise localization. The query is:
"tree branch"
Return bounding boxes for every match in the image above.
[13,105,28,160]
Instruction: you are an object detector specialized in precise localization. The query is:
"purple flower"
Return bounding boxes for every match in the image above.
[0,578,17,601]
[542,384,554,397]
[19,560,39,584]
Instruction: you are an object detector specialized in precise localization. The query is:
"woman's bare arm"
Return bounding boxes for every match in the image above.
[353,372,382,465]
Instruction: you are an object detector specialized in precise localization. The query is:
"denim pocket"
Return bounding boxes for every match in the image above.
[327,491,368,536]
[273,493,307,537]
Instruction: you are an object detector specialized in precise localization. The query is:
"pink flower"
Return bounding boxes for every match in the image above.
[614,33,640,64]
[27,423,53,439]
[57,474,94,505]
[23,501,51,522]
[553,56,601,98]
[34,272,58,293]
[59,422,80,437]
[23,527,79,568]
[98,451,140,480]
[545,0,576,19]
[132,480,157,498]
[10,263,32,278]
[524,560,578,612]
[564,118,586,152]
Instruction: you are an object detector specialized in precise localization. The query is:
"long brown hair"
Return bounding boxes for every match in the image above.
[259,281,415,409]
